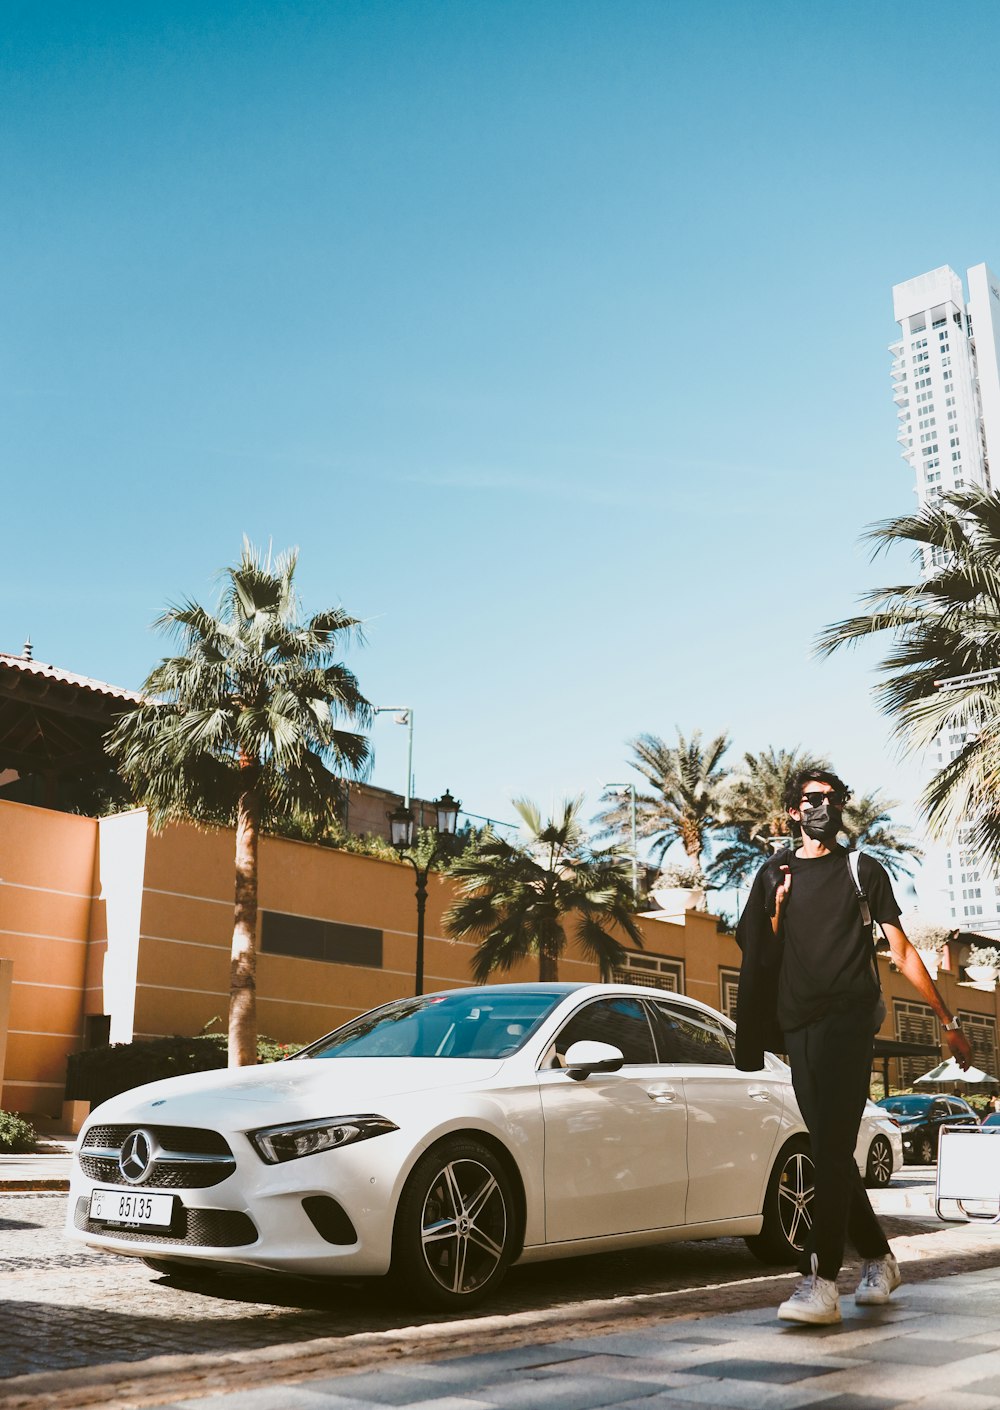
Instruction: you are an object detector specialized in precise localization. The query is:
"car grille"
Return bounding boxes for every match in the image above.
[73,1196,256,1247]
[77,1124,236,1189]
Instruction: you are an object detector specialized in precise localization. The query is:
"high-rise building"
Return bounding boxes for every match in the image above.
[890,262,1000,931]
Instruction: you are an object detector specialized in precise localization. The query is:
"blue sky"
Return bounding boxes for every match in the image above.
[5,0,1000,874]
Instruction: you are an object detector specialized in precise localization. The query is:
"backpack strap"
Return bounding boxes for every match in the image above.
[846,849,873,927]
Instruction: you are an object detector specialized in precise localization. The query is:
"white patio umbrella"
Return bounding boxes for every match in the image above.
[915,1058,999,1088]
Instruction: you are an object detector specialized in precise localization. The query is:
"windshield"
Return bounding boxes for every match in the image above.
[300,991,563,1060]
[880,1096,931,1115]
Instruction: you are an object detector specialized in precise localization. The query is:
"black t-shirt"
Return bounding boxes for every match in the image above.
[775,846,901,1032]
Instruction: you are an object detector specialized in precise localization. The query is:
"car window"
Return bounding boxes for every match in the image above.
[545,997,656,1067]
[880,1096,930,1116]
[648,1000,735,1066]
[930,1101,949,1119]
[947,1099,973,1117]
[302,991,563,1059]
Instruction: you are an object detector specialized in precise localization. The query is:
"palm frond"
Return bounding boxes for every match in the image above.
[818,489,1000,856]
[105,540,372,831]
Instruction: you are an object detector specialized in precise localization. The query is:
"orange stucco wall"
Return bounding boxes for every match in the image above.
[0,801,96,1117]
[132,820,600,1047]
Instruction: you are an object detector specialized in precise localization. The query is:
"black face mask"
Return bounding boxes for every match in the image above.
[799,799,842,842]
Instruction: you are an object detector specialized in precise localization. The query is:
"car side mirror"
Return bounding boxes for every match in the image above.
[564,1040,625,1082]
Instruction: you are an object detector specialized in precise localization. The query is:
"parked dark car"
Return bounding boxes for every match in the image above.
[877,1093,979,1163]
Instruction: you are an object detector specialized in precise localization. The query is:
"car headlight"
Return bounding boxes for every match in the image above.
[248,1114,399,1165]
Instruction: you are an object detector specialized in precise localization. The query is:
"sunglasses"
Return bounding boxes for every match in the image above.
[800,791,842,808]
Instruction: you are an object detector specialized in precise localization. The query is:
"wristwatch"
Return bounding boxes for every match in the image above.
[943,1016,962,1032]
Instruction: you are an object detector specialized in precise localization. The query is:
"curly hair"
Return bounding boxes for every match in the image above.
[783,768,851,813]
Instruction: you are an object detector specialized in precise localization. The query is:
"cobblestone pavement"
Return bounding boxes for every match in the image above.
[0,1192,815,1378]
[150,1263,1000,1410]
[3,1178,1000,1409]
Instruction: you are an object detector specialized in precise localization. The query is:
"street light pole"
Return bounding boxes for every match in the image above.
[390,790,461,996]
[375,706,414,809]
[604,782,638,899]
[399,852,431,997]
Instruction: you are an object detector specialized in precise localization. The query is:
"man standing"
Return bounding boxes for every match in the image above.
[736,769,972,1326]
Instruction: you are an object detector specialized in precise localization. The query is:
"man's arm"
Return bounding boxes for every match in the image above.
[882,921,973,1069]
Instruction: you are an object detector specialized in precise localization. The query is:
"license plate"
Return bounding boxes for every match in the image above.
[89,1188,175,1230]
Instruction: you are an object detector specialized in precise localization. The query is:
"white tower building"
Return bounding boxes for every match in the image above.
[890,262,1000,932]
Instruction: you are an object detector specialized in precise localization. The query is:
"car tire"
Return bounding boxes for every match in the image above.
[391,1137,517,1310]
[744,1138,814,1266]
[916,1134,936,1165]
[865,1135,894,1188]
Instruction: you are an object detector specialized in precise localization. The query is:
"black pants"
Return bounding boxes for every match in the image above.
[784,1005,891,1281]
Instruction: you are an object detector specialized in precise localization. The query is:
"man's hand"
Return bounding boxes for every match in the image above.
[946,1028,973,1071]
[771,866,791,935]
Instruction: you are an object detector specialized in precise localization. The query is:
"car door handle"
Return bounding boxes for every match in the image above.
[747,1086,771,1101]
[645,1084,678,1103]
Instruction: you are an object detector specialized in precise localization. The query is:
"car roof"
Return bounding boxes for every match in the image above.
[425,983,586,998]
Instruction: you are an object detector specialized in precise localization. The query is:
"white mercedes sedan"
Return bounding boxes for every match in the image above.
[68,983,826,1308]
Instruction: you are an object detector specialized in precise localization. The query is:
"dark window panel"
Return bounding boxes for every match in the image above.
[261,912,382,968]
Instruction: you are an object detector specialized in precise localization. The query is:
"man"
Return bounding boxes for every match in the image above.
[735,769,972,1326]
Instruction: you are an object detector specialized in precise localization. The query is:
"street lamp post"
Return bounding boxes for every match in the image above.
[390,789,461,996]
[604,782,639,899]
[375,706,414,807]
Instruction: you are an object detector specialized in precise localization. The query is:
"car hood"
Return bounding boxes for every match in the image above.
[85,1057,505,1130]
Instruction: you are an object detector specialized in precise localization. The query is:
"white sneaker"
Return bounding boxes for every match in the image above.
[855,1252,901,1306]
[777,1254,841,1325]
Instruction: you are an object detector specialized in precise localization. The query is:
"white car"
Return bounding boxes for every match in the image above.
[857,1099,903,1187]
[68,983,846,1307]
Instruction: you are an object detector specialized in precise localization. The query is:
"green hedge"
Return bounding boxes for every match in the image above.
[65,1032,303,1108]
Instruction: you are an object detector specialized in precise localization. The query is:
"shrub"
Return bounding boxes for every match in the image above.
[656,863,709,891]
[0,1110,37,1153]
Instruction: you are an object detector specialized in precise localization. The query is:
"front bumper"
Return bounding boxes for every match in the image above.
[65,1131,408,1277]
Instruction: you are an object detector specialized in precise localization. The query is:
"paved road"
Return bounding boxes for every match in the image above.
[0,1171,949,1384]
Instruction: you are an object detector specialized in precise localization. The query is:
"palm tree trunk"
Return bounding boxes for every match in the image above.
[682,830,702,866]
[538,918,560,981]
[229,786,260,1067]
[538,948,559,981]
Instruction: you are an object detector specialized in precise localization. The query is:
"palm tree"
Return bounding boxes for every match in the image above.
[107,540,372,1066]
[708,747,830,890]
[444,798,643,982]
[842,791,922,881]
[816,489,1000,869]
[594,729,731,871]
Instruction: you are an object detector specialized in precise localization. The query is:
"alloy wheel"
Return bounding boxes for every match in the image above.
[420,1156,509,1295]
[867,1136,893,1187]
[776,1149,814,1251]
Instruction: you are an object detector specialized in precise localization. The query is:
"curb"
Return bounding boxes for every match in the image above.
[0,1179,69,1192]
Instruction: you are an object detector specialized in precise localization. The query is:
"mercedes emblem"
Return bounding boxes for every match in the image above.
[118,1129,155,1184]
